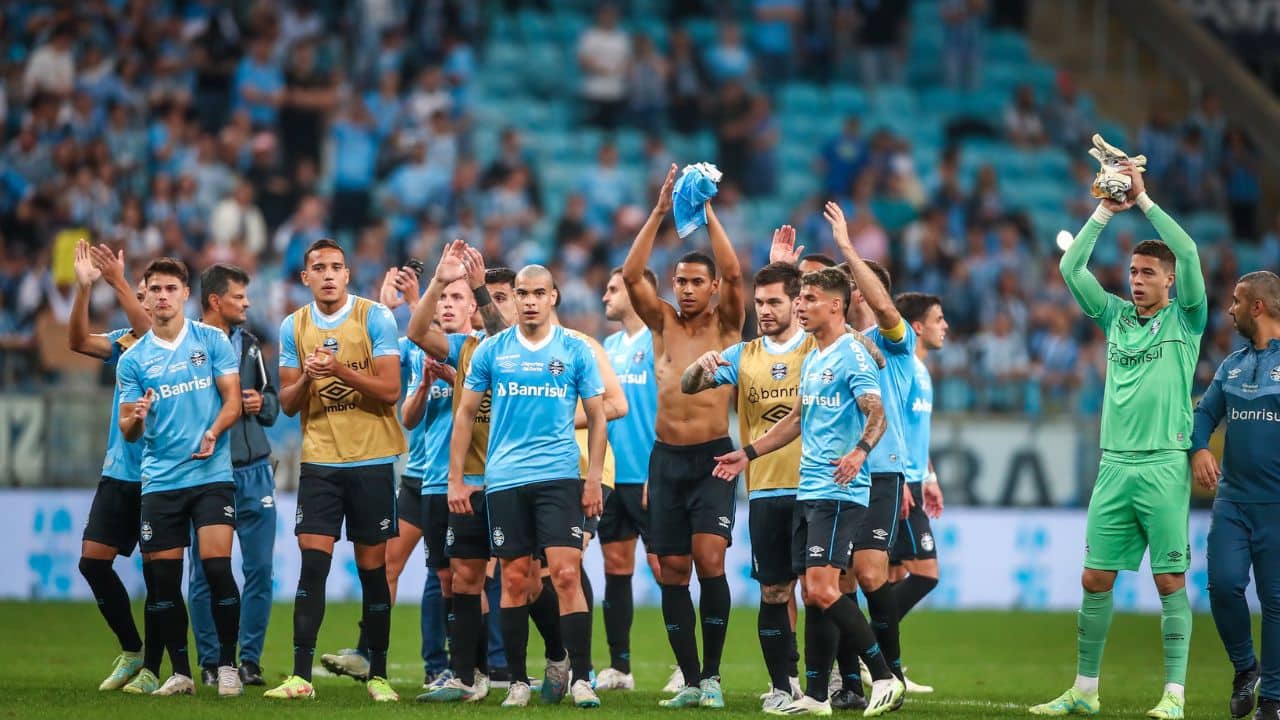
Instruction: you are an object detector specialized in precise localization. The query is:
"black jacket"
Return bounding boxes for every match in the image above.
[229,327,279,467]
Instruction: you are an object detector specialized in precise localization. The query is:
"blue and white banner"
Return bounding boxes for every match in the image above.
[5,489,1217,612]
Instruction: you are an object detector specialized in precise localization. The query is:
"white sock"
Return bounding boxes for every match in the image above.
[1073,675,1098,694]
[1164,683,1184,701]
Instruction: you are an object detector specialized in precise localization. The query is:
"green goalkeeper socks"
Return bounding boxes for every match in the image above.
[1160,588,1191,685]
[1076,590,1114,680]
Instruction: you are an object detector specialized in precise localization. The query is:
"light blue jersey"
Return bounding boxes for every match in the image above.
[465,325,605,492]
[401,335,462,494]
[116,319,238,494]
[797,333,882,505]
[903,356,934,485]
[862,324,916,475]
[101,328,143,482]
[602,328,657,485]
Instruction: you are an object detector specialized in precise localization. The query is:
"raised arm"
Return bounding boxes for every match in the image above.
[69,240,112,359]
[705,203,745,334]
[1131,171,1205,330]
[408,241,470,360]
[90,244,150,337]
[825,202,901,330]
[1059,207,1114,319]
[623,164,677,332]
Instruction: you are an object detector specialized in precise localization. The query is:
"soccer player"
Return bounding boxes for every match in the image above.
[68,240,151,691]
[1031,162,1204,719]
[712,267,906,717]
[267,238,406,702]
[682,260,813,710]
[886,292,947,693]
[1191,271,1280,720]
[448,265,608,709]
[186,264,278,688]
[115,258,244,697]
[595,266,662,691]
[622,164,746,709]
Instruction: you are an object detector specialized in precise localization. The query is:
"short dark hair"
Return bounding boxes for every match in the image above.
[143,257,189,286]
[754,262,802,299]
[199,264,251,310]
[611,265,659,289]
[485,267,516,288]
[801,268,852,310]
[895,292,942,324]
[1239,270,1280,318]
[675,251,717,279]
[798,253,837,268]
[304,238,346,266]
[1133,240,1175,272]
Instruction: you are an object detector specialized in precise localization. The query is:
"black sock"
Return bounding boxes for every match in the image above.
[80,557,143,653]
[581,564,593,612]
[450,593,481,685]
[895,574,938,620]
[561,611,593,682]
[826,594,891,681]
[661,583,701,685]
[202,556,241,666]
[358,566,392,679]
[863,583,902,679]
[356,619,367,658]
[444,595,456,657]
[530,577,566,661]
[759,600,793,693]
[805,606,837,701]
[142,561,164,675]
[293,549,332,680]
[603,573,633,673]
[699,574,730,679]
[789,618,800,680]
[476,613,490,676]
[151,558,191,678]
[500,604,531,684]
[836,593,864,694]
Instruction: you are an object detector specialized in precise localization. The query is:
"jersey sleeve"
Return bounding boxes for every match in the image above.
[1145,204,1208,334]
[206,327,239,376]
[278,314,299,368]
[1191,362,1227,452]
[101,328,131,366]
[116,352,143,404]
[878,320,917,357]
[845,339,881,399]
[445,332,468,367]
[463,337,493,392]
[575,339,606,400]
[1060,214,1123,324]
[711,342,744,386]
[367,302,401,357]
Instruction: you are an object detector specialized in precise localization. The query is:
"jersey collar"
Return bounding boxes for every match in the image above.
[762,328,806,354]
[150,318,191,351]
[620,326,650,345]
[814,332,851,358]
[312,294,355,324]
[516,324,557,352]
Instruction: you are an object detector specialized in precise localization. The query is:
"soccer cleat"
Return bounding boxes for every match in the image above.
[239,661,264,686]
[659,685,704,708]
[99,652,144,691]
[859,660,873,689]
[1146,691,1184,719]
[903,671,933,694]
[1029,688,1100,716]
[831,688,868,711]
[663,665,686,693]
[863,677,904,718]
[700,677,725,708]
[792,676,804,699]
[423,668,451,689]
[320,648,370,680]
[416,676,479,703]
[153,673,196,696]
[217,665,243,697]
[1233,663,1261,718]
[201,666,218,686]
[366,676,399,702]
[763,688,794,711]
[542,655,570,704]
[595,667,635,691]
[766,695,834,716]
[502,681,533,707]
[572,678,601,708]
[1256,697,1280,720]
[474,671,491,702]
[829,670,843,694]
[263,674,315,700]
[121,668,160,695]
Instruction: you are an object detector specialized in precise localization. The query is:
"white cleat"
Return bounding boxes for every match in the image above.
[217,665,243,697]
[320,649,370,680]
[791,676,804,699]
[502,681,532,707]
[762,688,794,712]
[829,669,843,694]
[902,671,933,694]
[571,678,601,708]
[663,665,686,694]
[765,695,833,716]
[594,667,635,691]
[858,660,873,689]
[473,671,490,702]
[153,673,196,696]
[864,678,904,717]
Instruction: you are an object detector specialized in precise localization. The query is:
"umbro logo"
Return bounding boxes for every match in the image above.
[718,516,731,528]
[223,505,234,518]
[872,528,888,540]
[318,381,356,403]
[379,518,391,531]
[760,405,791,424]
[261,495,274,509]
[570,526,582,539]
[808,545,824,557]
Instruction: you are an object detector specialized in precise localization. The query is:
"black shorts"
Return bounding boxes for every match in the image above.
[583,484,612,539]
[139,483,236,553]
[295,462,398,545]
[397,475,424,530]
[485,479,584,559]
[599,483,648,545]
[791,499,863,575]
[890,483,937,563]
[446,489,491,562]
[750,494,798,586]
[855,473,904,552]
[84,477,142,556]
[647,438,738,557]
[421,493,450,569]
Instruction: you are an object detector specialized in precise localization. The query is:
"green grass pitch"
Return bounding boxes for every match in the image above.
[0,601,1238,718]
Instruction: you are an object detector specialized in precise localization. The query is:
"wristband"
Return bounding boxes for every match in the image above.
[1135,191,1154,213]
[744,444,759,461]
[1090,203,1114,225]
[473,285,492,306]
[924,471,938,485]
[856,440,873,455]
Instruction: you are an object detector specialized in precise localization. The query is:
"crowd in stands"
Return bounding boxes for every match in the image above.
[0,0,1271,419]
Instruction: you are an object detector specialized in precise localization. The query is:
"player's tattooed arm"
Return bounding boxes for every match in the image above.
[462,244,508,336]
[850,330,886,369]
[681,350,728,394]
[855,392,886,448]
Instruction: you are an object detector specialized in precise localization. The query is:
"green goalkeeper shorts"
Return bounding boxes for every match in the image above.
[1084,450,1191,574]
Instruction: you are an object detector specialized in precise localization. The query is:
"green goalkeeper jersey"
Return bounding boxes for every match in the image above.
[1061,202,1208,453]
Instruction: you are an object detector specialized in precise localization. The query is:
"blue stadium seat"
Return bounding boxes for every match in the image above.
[986,31,1030,65]
[1187,213,1231,244]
